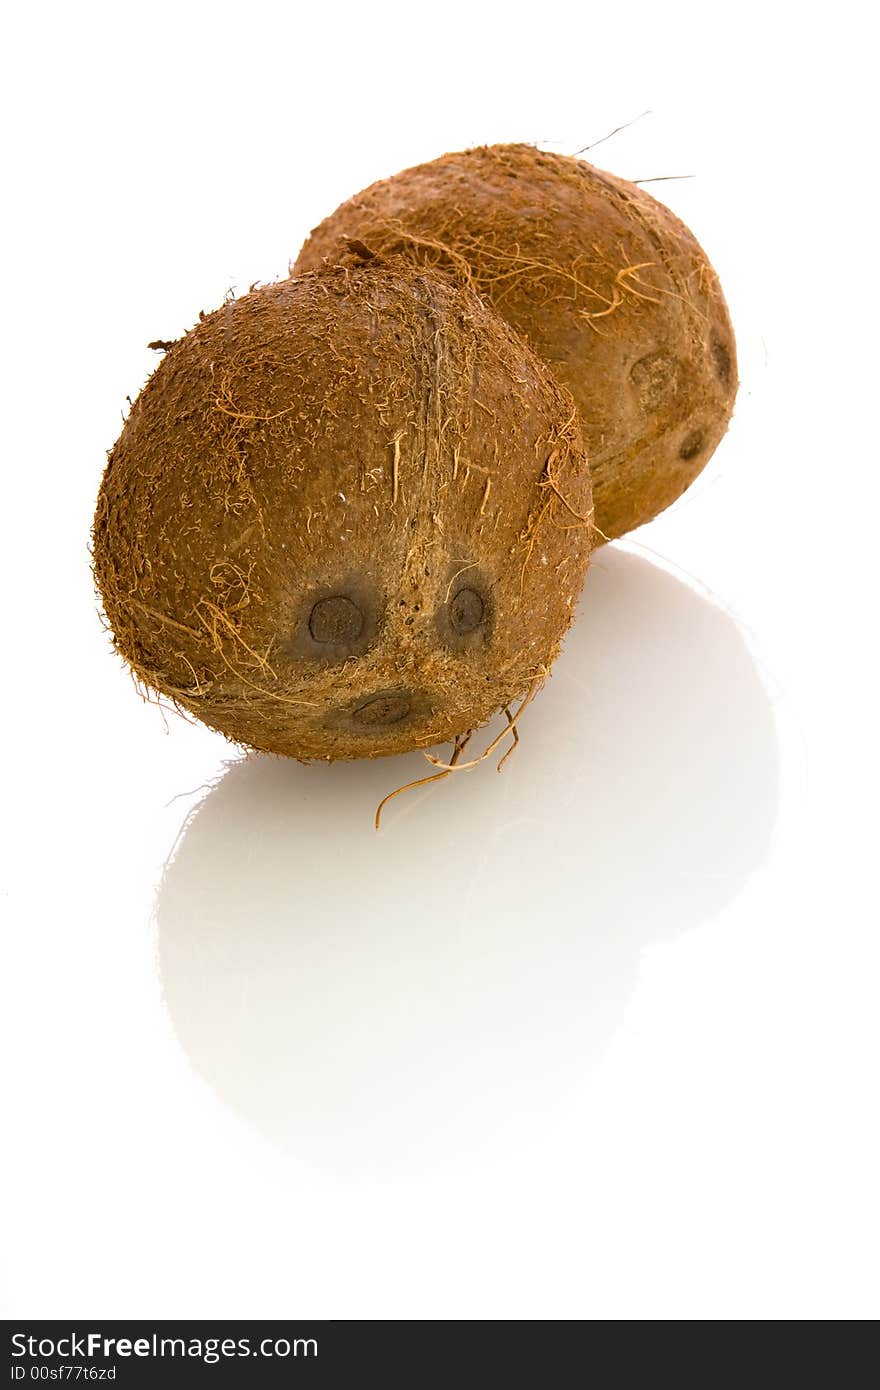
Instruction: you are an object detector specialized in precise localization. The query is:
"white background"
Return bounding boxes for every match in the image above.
[2,1,877,1320]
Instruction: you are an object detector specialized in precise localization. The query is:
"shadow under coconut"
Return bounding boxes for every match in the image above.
[156,545,780,1179]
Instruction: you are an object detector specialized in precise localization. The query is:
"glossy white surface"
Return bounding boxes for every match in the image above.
[3,1,877,1320]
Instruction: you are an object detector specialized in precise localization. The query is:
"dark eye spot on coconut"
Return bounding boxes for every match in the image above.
[679,429,705,461]
[354,692,412,726]
[710,334,732,385]
[450,587,485,635]
[283,579,380,663]
[438,571,492,651]
[308,594,364,646]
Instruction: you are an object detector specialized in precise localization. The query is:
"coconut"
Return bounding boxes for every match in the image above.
[295,144,737,541]
[93,260,593,761]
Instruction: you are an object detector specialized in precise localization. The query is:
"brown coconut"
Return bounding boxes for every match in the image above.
[93,261,593,761]
[295,144,738,541]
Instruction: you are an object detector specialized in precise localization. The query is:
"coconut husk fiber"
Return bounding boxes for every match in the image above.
[295,144,738,541]
[93,260,593,761]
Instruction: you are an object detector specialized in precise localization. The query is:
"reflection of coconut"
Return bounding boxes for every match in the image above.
[157,548,778,1176]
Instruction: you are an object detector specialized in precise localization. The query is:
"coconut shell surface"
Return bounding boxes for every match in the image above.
[295,144,738,541]
[93,263,593,760]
